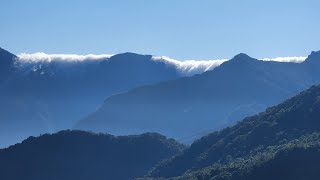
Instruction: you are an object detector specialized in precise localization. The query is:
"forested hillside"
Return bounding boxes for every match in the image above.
[140,85,320,180]
[0,130,185,180]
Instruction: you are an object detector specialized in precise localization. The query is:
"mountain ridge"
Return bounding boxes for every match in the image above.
[145,84,320,178]
[0,130,185,180]
[75,50,320,141]
[0,48,183,148]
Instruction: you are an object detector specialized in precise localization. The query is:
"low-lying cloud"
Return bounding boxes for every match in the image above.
[152,56,307,75]
[152,56,227,75]
[18,52,113,62]
[17,53,308,76]
[259,56,306,63]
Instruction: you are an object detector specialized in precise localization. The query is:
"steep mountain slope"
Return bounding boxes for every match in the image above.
[143,84,320,179]
[76,51,320,142]
[0,130,185,180]
[0,49,183,148]
[0,47,16,82]
[7,52,181,128]
[141,133,320,180]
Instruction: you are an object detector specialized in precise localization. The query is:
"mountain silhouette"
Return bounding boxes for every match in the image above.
[0,49,182,148]
[76,50,320,142]
[142,84,320,179]
[0,130,185,180]
[0,47,16,82]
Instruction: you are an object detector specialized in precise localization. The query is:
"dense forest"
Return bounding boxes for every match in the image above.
[138,85,320,180]
[139,133,320,180]
[0,130,185,180]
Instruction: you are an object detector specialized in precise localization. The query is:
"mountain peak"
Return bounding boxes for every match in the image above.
[0,47,16,58]
[231,53,255,61]
[0,47,6,52]
[304,50,320,64]
[0,48,16,77]
[110,52,152,60]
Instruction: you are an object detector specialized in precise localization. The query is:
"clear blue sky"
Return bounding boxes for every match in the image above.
[1,0,319,59]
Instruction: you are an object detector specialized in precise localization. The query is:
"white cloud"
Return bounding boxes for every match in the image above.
[152,56,308,76]
[258,56,306,63]
[17,52,113,62]
[152,56,227,76]
[17,53,227,76]
[16,53,308,76]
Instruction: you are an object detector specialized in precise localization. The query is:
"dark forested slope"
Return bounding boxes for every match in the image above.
[0,130,185,180]
[145,84,320,179]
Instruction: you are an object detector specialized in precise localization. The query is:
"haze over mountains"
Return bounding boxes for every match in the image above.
[0,47,317,148]
[2,81,320,180]
[2,0,319,179]
[76,50,320,142]
[0,48,184,148]
[140,84,320,180]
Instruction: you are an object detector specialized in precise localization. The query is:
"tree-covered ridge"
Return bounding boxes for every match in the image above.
[0,130,185,180]
[152,133,320,180]
[147,85,320,178]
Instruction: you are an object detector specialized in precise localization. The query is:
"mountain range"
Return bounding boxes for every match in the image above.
[139,84,320,180]
[0,48,184,148]
[1,80,320,180]
[1,47,319,148]
[75,51,320,142]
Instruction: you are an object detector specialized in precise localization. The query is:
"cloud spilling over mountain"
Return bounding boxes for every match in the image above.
[17,53,307,76]
[152,56,227,75]
[0,48,312,148]
[17,53,226,76]
[17,52,114,62]
[0,50,183,148]
[75,51,319,144]
[260,56,306,63]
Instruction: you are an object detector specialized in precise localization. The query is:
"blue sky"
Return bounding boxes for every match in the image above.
[1,0,319,59]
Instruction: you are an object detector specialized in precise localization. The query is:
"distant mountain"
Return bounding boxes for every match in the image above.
[141,84,320,179]
[0,130,185,180]
[0,49,184,148]
[76,51,320,142]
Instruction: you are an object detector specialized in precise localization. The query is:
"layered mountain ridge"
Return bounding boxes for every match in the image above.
[76,50,320,142]
[139,84,320,180]
[1,47,319,148]
[2,80,320,180]
[0,49,183,148]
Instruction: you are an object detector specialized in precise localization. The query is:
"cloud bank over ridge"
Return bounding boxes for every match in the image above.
[259,56,306,63]
[152,56,227,75]
[18,52,114,62]
[17,53,307,76]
